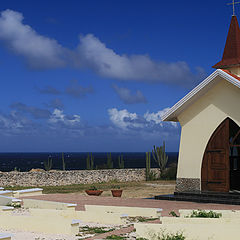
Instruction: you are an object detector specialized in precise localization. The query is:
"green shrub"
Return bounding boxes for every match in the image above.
[159,232,185,240]
[160,163,177,180]
[169,211,179,217]
[106,235,125,239]
[111,185,121,189]
[78,226,115,235]
[88,185,97,190]
[152,231,185,240]
[189,210,222,218]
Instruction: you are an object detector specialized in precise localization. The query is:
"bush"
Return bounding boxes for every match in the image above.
[169,211,179,217]
[160,163,177,180]
[88,185,97,190]
[189,210,222,218]
[151,231,185,240]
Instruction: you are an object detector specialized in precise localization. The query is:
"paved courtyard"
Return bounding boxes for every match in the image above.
[22,193,240,217]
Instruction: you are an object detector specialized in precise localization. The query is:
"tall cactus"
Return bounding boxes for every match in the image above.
[152,141,168,174]
[146,152,151,181]
[44,156,52,171]
[107,152,113,169]
[118,155,124,169]
[86,153,94,170]
[90,153,94,170]
[62,152,66,171]
[86,153,90,170]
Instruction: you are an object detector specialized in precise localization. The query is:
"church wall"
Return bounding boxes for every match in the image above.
[176,79,240,191]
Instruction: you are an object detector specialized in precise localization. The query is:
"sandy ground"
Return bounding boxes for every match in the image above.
[80,181,176,199]
[0,228,75,240]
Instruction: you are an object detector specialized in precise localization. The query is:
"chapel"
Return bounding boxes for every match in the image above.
[163,14,240,193]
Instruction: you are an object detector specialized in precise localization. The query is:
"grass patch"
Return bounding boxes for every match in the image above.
[4,180,175,194]
[106,235,125,239]
[189,210,222,218]
[127,216,159,223]
[78,226,115,234]
[150,231,185,240]
[169,211,179,217]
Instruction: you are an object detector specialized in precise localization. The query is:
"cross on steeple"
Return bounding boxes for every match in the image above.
[228,0,240,16]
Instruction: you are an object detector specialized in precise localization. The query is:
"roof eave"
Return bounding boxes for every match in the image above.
[162,69,240,122]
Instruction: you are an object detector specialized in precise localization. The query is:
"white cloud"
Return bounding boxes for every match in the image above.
[0,9,206,86]
[77,34,205,86]
[112,85,147,104]
[0,111,23,129]
[0,111,36,136]
[108,108,144,129]
[144,108,170,124]
[0,9,66,69]
[49,109,80,126]
[144,108,177,127]
[108,107,178,130]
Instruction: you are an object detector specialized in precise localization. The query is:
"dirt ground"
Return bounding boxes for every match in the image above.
[80,180,176,198]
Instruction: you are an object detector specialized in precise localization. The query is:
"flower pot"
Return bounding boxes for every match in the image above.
[111,189,123,197]
[85,190,103,196]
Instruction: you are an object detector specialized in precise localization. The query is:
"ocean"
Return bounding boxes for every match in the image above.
[0,152,178,172]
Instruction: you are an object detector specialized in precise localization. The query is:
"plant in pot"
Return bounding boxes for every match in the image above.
[111,185,123,197]
[85,186,103,196]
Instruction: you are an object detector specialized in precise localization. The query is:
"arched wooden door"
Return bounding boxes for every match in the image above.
[201,118,230,192]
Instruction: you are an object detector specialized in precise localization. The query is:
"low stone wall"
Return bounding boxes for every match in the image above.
[0,168,160,187]
[175,178,200,192]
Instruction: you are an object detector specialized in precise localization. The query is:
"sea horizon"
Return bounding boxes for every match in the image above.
[0,152,178,172]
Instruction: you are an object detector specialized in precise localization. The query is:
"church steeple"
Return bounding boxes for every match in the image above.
[213,15,240,73]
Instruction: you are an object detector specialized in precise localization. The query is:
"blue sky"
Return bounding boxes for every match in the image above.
[0,0,235,152]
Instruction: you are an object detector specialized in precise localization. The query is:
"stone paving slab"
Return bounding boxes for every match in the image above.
[22,193,240,217]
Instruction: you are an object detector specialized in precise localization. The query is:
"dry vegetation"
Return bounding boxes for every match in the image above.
[5,180,175,198]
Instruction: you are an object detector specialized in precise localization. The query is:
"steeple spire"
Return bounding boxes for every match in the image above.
[213,15,240,70]
[227,0,240,16]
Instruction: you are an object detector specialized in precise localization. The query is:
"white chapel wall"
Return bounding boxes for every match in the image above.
[177,78,240,180]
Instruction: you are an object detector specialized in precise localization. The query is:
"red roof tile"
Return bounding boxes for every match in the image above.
[213,16,240,69]
[221,69,240,81]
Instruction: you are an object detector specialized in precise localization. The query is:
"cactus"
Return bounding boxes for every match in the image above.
[152,141,168,175]
[118,155,124,169]
[90,153,94,170]
[107,152,113,169]
[145,152,151,181]
[44,156,52,171]
[86,153,94,170]
[62,152,66,171]
[86,153,90,170]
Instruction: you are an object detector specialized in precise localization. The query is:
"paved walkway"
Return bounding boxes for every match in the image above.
[22,193,240,216]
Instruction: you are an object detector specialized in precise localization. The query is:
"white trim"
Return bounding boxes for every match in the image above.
[162,69,240,121]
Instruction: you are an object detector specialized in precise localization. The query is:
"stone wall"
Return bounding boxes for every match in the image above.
[0,168,160,187]
[175,178,200,192]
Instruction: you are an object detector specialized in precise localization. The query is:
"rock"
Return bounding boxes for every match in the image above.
[29,168,45,172]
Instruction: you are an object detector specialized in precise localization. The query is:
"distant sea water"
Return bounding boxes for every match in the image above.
[0,152,178,172]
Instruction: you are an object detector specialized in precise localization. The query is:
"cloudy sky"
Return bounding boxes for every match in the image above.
[0,0,234,152]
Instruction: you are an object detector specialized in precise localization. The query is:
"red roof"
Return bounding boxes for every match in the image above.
[221,69,240,81]
[213,16,240,69]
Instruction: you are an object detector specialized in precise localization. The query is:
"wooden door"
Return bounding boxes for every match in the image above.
[201,118,230,192]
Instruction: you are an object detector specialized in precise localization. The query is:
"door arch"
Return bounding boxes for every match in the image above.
[201,118,240,192]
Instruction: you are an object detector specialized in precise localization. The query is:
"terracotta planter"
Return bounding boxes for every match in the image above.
[85,190,103,196]
[111,189,123,197]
